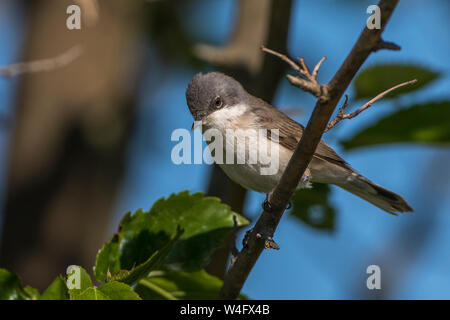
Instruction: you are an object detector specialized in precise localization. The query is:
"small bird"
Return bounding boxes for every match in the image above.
[185,72,413,214]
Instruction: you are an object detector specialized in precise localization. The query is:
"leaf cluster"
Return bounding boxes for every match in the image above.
[0,192,248,300]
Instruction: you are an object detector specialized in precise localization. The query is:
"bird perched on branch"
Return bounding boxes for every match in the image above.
[185,72,413,214]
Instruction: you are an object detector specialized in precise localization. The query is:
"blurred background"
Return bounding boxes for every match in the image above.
[0,0,449,299]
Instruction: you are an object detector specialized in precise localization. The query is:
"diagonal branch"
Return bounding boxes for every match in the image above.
[325,79,417,132]
[219,0,400,300]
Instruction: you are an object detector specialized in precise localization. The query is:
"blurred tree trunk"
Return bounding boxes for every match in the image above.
[0,0,145,289]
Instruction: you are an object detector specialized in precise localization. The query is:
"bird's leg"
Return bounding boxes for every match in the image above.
[254,192,280,250]
[262,198,273,213]
[243,192,290,250]
[241,194,272,249]
[242,229,252,249]
[262,192,274,213]
[263,193,291,213]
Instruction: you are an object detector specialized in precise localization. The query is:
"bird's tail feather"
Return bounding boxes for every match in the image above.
[335,174,413,215]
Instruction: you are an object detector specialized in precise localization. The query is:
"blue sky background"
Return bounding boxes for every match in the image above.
[0,0,449,299]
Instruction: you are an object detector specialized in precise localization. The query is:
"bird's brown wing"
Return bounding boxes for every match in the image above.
[250,99,350,170]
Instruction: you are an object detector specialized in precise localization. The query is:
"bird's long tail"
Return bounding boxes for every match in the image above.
[335,173,413,215]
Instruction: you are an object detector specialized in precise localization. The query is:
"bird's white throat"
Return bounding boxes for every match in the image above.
[202,103,248,131]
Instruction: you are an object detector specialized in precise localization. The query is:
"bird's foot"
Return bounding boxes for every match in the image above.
[262,198,273,213]
[263,196,292,213]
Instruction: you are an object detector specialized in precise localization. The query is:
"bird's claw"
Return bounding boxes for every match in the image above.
[262,198,273,212]
[242,229,251,248]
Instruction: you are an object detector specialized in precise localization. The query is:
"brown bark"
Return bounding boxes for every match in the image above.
[0,0,145,289]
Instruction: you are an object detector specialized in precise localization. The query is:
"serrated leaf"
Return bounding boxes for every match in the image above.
[0,268,37,300]
[341,101,450,149]
[94,191,249,283]
[65,266,142,300]
[135,270,247,300]
[71,281,141,300]
[354,64,439,100]
[290,184,336,231]
[109,226,183,285]
[40,275,69,300]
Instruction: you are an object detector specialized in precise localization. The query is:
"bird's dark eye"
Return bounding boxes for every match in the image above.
[213,96,223,109]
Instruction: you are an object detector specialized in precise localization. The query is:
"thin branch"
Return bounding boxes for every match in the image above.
[374,38,401,51]
[219,0,400,300]
[261,46,301,72]
[0,45,83,78]
[325,79,417,132]
[262,46,327,98]
[298,57,311,78]
[312,56,326,80]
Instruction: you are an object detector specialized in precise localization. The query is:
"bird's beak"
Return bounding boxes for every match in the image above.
[191,120,202,130]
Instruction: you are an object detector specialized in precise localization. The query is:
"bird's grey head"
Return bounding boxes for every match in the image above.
[186,72,247,121]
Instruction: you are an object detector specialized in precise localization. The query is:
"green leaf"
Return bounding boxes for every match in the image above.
[109,226,183,285]
[66,266,93,298]
[94,234,121,283]
[24,286,40,300]
[135,270,248,300]
[94,191,249,283]
[354,64,439,100]
[0,268,37,300]
[71,281,141,300]
[64,265,142,300]
[341,101,450,149]
[290,184,336,231]
[40,275,69,300]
